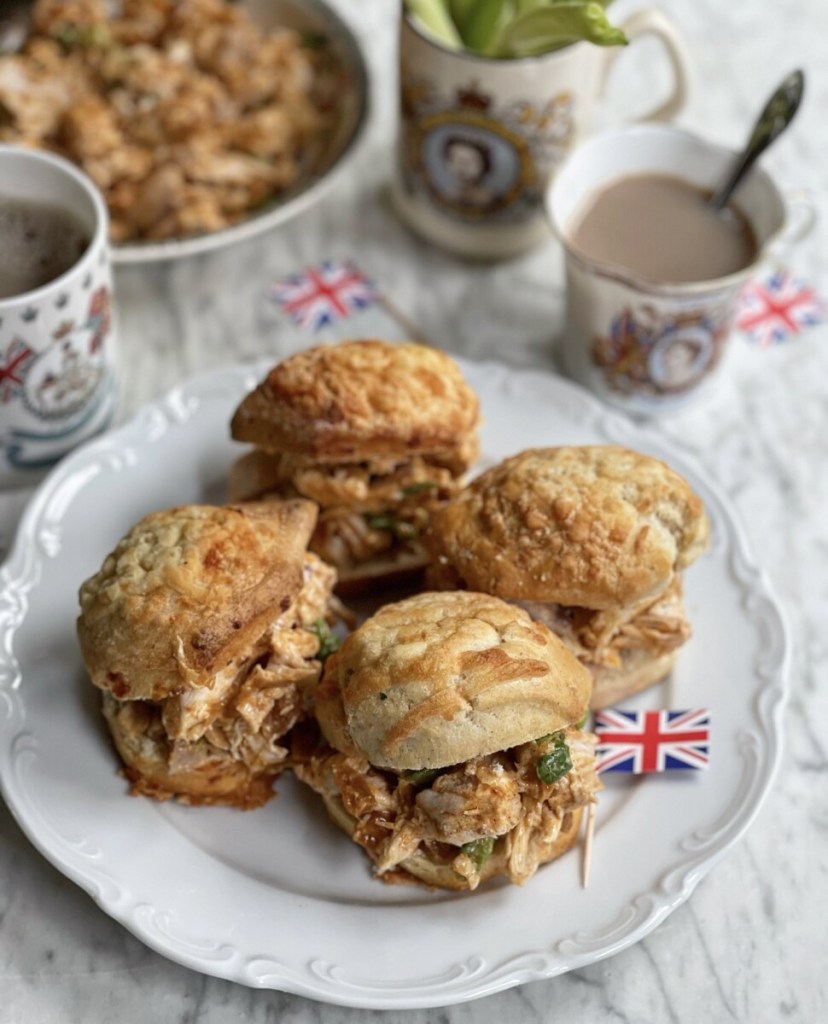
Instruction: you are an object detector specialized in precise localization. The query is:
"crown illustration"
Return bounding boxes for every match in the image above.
[456,81,492,111]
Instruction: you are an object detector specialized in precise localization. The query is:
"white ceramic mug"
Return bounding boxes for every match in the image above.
[392,6,691,259]
[547,123,813,414]
[0,146,118,488]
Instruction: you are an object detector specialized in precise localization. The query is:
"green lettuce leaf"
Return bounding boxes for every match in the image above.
[495,1,627,57]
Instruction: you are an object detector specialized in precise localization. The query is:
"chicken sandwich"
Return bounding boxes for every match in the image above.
[294,590,599,891]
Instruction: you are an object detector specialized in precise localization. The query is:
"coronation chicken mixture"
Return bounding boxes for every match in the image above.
[428,558,691,672]
[235,450,466,577]
[295,727,600,890]
[517,576,691,671]
[106,553,336,782]
[0,0,335,242]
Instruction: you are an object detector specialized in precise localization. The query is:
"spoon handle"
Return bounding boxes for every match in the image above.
[710,69,805,211]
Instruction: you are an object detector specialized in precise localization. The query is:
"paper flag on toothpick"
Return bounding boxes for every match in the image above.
[594,708,710,774]
[267,258,428,344]
[269,259,378,332]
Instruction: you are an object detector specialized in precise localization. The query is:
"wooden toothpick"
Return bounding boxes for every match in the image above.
[582,802,596,889]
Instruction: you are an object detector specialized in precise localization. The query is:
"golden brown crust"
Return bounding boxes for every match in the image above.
[428,446,709,611]
[229,340,481,465]
[77,500,318,702]
[317,591,592,770]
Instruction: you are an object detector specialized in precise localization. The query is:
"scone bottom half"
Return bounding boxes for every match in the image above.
[227,340,482,596]
[76,501,339,809]
[293,591,601,891]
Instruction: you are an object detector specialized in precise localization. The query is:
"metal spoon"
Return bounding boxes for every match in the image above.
[710,69,805,211]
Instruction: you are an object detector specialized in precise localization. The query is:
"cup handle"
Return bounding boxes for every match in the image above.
[765,188,818,262]
[601,8,692,123]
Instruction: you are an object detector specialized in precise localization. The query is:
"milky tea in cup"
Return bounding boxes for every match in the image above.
[547,124,797,413]
[0,146,117,487]
[567,174,758,285]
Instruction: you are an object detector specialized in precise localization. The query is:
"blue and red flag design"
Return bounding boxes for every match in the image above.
[0,337,36,403]
[594,708,710,774]
[736,270,828,346]
[269,259,379,332]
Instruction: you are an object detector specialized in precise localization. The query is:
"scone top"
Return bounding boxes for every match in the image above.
[77,500,318,702]
[230,339,480,469]
[316,590,592,771]
[428,446,710,610]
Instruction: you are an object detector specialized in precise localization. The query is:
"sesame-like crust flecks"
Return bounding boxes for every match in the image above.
[428,446,709,611]
[77,500,317,702]
[229,340,481,466]
[317,591,592,770]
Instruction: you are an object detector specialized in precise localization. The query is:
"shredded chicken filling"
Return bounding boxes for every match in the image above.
[245,453,467,574]
[109,552,336,775]
[294,728,600,889]
[1,0,336,243]
[276,454,463,511]
[517,576,690,670]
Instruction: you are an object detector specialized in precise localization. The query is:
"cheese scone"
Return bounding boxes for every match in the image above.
[229,339,480,594]
[77,500,338,808]
[426,446,709,709]
[294,591,600,891]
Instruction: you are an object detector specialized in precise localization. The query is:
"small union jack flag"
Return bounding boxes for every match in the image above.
[0,337,36,403]
[269,259,379,332]
[594,708,710,774]
[736,270,828,346]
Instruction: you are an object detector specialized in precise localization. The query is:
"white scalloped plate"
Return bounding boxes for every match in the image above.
[0,359,788,1009]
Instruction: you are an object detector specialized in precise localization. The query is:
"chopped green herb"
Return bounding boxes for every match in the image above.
[576,709,590,730]
[300,31,328,49]
[394,520,419,540]
[401,480,438,496]
[536,731,572,785]
[55,23,111,48]
[309,618,340,662]
[461,836,495,869]
[366,514,395,532]
[366,513,420,541]
[249,194,276,213]
[401,767,440,787]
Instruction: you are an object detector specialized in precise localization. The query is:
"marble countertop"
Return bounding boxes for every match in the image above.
[1,1,826,1021]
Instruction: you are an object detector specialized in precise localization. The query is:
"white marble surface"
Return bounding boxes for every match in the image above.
[1,1,827,1021]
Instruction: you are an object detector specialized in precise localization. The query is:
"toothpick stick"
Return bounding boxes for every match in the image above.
[377,294,435,347]
[582,802,596,889]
